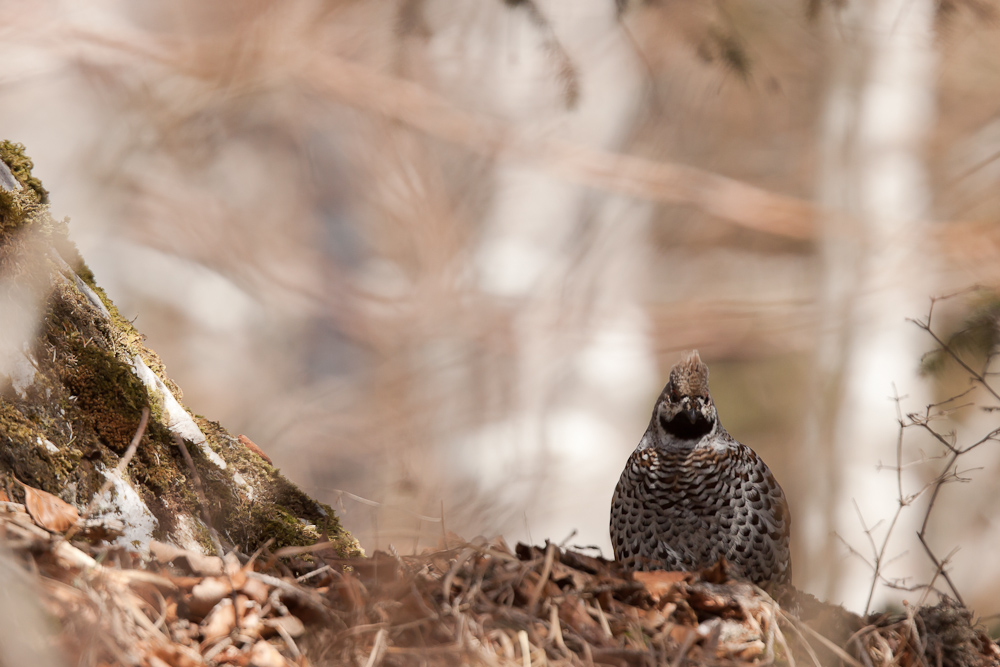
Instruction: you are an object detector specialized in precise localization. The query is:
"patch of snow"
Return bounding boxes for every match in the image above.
[73,274,111,319]
[0,159,20,192]
[131,355,227,470]
[48,249,111,320]
[94,465,158,555]
[37,437,58,453]
[232,472,255,501]
[171,514,212,554]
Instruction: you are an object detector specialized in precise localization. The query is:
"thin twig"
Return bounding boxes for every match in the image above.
[363,628,387,667]
[909,315,1000,403]
[861,390,910,616]
[274,619,302,659]
[65,407,149,541]
[917,451,960,538]
[517,630,530,667]
[296,565,331,584]
[440,500,447,548]
[171,434,224,556]
[781,612,865,667]
[246,537,274,569]
[858,295,1000,609]
[331,489,442,523]
[549,602,570,659]
[915,535,964,607]
[905,604,930,667]
[527,542,556,615]
[246,571,331,617]
[670,626,699,667]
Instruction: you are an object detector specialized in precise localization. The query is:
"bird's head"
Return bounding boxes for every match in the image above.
[654,350,717,441]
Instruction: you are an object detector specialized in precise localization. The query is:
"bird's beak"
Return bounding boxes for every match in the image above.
[684,407,697,423]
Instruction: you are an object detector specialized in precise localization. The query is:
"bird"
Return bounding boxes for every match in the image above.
[610,350,792,587]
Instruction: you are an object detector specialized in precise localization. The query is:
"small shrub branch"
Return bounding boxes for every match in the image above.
[852,292,1000,614]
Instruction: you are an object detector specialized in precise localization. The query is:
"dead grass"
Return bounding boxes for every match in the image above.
[0,501,996,667]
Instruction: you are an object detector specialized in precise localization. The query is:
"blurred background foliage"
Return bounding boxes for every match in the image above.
[2,0,1000,616]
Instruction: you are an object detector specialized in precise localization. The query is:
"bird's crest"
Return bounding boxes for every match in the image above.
[668,350,710,398]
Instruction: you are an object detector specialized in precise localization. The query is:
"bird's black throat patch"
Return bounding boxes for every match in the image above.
[660,413,713,440]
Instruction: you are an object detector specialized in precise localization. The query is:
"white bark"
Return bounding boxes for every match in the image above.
[421,0,657,552]
[809,0,939,611]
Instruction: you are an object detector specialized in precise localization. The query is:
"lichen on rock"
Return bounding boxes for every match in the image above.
[0,141,362,559]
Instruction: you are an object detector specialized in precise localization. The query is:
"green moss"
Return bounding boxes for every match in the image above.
[245,503,315,548]
[0,142,183,404]
[0,401,98,506]
[0,142,361,560]
[98,287,184,400]
[0,402,43,450]
[61,345,149,455]
[0,142,49,238]
[196,417,362,557]
[919,289,1000,378]
[191,519,219,555]
[0,141,48,204]
[30,261,192,533]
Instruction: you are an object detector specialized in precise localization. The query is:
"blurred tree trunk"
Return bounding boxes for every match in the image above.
[806,0,938,610]
[374,1,657,552]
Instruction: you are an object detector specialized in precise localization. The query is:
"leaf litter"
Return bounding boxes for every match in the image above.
[15,477,80,533]
[0,501,996,667]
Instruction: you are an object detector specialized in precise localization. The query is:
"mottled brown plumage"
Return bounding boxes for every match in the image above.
[610,351,792,587]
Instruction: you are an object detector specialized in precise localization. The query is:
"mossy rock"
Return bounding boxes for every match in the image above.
[0,141,362,559]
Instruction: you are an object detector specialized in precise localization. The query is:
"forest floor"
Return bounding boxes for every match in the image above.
[1,495,997,667]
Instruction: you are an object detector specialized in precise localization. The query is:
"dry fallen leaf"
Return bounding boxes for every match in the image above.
[559,598,604,645]
[670,624,696,644]
[240,604,264,636]
[249,640,287,667]
[237,434,272,465]
[189,577,234,617]
[201,598,236,643]
[150,540,224,576]
[264,614,305,639]
[633,570,690,601]
[18,481,79,532]
[240,577,270,604]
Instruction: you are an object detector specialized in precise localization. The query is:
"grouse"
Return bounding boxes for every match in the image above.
[610,350,792,587]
